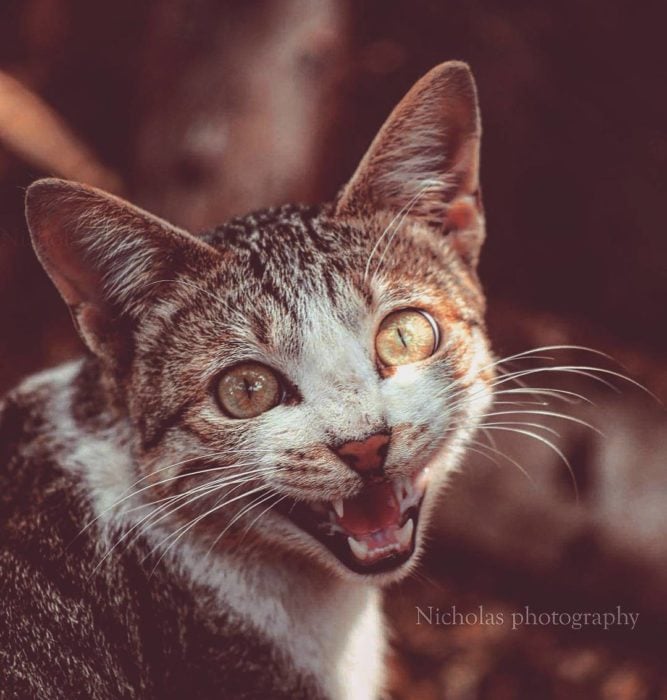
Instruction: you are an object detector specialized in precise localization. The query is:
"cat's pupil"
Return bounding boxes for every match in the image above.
[396,327,408,348]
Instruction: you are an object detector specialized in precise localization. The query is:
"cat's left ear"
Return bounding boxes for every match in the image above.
[25,178,218,361]
[336,61,484,265]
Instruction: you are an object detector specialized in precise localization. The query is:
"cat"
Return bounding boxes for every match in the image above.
[0,61,494,699]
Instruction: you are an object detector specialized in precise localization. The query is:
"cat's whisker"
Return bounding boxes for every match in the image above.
[493,387,596,405]
[146,484,276,574]
[481,426,498,450]
[481,409,603,436]
[480,344,616,372]
[478,420,562,438]
[123,465,284,535]
[150,481,276,552]
[91,468,283,571]
[106,478,273,573]
[139,445,278,483]
[201,491,278,562]
[443,360,646,414]
[121,465,279,515]
[477,424,579,501]
[77,458,265,537]
[489,366,618,392]
[465,443,502,468]
[468,438,537,489]
[206,490,287,562]
[240,493,288,542]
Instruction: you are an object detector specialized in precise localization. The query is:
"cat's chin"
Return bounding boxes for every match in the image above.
[275,467,430,576]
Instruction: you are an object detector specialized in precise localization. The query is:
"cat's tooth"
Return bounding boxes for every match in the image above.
[416,467,430,494]
[396,518,414,549]
[333,499,344,519]
[347,536,369,561]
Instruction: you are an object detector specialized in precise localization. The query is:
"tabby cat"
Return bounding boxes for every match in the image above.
[0,62,493,699]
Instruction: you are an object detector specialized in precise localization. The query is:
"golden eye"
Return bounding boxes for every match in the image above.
[375,309,439,367]
[216,362,282,419]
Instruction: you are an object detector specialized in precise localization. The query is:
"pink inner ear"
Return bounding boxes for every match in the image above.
[447,198,477,232]
[36,228,106,308]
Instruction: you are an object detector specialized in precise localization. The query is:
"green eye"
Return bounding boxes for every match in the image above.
[216,362,282,418]
[376,309,439,367]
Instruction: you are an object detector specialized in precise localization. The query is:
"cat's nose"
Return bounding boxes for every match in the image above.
[333,431,391,476]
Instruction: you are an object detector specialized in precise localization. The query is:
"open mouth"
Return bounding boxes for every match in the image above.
[276,468,430,574]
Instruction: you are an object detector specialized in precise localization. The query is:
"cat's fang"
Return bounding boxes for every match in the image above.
[333,499,344,519]
[416,466,430,493]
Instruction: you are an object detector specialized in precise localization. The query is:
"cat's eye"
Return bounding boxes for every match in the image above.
[375,309,440,367]
[216,362,282,419]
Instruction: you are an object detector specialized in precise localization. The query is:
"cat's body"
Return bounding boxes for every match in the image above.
[1,62,493,699]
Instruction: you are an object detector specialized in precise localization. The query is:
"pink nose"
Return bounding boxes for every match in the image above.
[333,432,391,475]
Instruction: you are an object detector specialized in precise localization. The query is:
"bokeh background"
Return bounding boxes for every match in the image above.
[1,1,665,698]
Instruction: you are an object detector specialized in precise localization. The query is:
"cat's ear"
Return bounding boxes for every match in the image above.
[25,178,218,359]
[336,61,484,265]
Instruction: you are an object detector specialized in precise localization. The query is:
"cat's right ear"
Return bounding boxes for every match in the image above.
[336,61,484,265]
[25,178,218,360]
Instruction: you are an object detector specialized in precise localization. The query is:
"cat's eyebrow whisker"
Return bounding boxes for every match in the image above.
[370,180,442,281]
[477,424,579,502]
[363,179,441,282]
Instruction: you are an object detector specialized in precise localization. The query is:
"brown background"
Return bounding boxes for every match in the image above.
[1,1,665,698]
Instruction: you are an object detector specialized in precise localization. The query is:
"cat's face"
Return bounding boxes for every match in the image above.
[26,61,493,583]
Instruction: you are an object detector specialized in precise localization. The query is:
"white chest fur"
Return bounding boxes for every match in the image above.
[174,543,386,700]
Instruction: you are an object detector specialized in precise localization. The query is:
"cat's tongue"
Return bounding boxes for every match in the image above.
[337,482,401,536]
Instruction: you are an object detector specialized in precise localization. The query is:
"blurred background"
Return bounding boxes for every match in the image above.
[0,1,665,697]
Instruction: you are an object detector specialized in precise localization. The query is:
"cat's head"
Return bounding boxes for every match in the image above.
[25,61,494,583]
